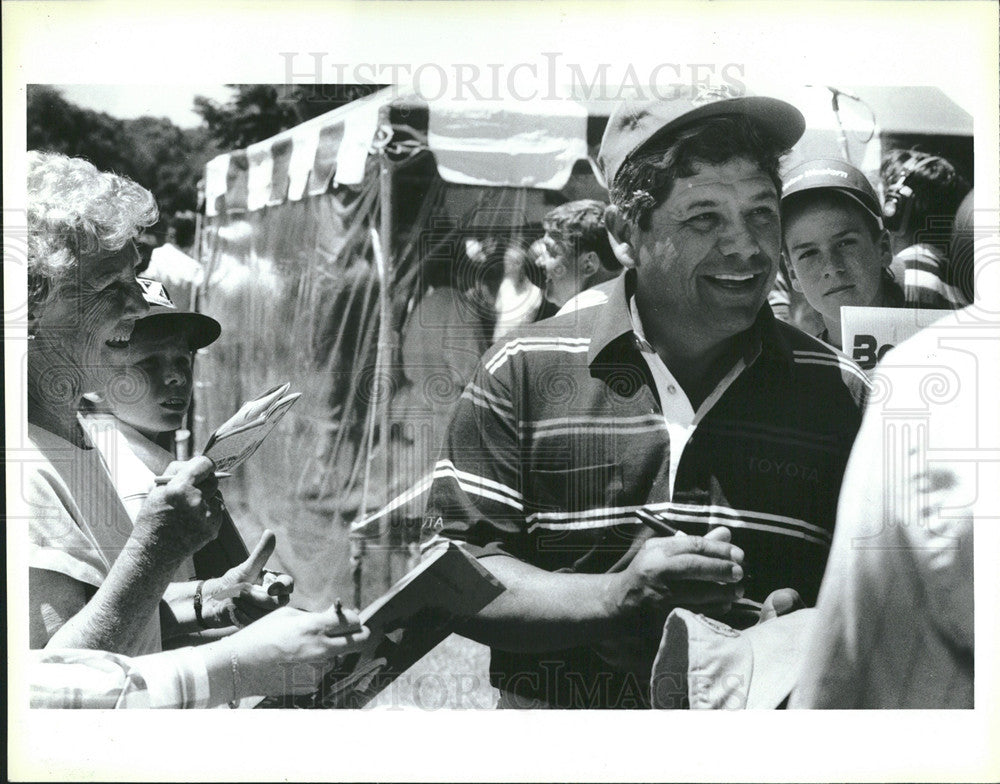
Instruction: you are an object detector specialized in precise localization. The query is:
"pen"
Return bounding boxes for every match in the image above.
[634,507,684,537]
[152,471,233,485]
[607,507,686,573]
[636,507,759,609]
[334,597,346,621]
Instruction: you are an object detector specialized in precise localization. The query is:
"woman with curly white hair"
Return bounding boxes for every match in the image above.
[26,150,229,656]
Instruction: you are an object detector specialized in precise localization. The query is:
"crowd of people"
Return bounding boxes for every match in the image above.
[21,82,978,710]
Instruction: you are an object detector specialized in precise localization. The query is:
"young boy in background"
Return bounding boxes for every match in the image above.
[780,158,904,350]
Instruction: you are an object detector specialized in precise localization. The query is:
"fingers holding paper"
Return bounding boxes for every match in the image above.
[216,604,374,697]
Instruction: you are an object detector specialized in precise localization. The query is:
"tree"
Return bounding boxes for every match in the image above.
[27,85,133,177]
[194,84,386,149]
[27,85,219,222]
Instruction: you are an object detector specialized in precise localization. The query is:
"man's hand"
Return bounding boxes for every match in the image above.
[592,527,743,673]
[202,530,295,628]
[133,456,221,561]
[611,527,745,631]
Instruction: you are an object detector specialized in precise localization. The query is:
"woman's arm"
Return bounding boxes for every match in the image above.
[32,457,221,655]
[31,604,373,708]
[34,541,185,655]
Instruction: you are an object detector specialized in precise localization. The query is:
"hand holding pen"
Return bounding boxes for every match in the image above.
[154,471,232,485]
[609,506,746,624]
[635,507,762,613]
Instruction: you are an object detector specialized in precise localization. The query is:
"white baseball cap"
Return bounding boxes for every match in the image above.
[650,607,816,709]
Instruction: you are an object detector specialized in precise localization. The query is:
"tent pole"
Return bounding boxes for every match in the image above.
[378,150,396,591]
[352,147,397,608]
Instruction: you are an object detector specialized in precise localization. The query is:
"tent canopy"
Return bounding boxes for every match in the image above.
[204,83,969,218]
[848,86,972,136]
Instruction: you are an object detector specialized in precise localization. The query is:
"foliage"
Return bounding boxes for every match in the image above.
[194,84,387,149]
[27,85,220,225]
[26,84,386,230]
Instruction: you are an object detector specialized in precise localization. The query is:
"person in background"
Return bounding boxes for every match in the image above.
[766,260,793,323]
[81,277,295,641]
[790,307,986,708]
[535,199,622,312]
[493,237,548,341]
[145,211,205,311]
[167,211,197,256]
[427,89,869,709]
[949,188,976,305]
[398,236,501,437]
[380,237,506,549]
[781,158,903,350]
[134,229,161,275]
[879,149,971,309]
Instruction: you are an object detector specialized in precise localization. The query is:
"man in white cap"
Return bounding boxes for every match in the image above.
[427,86,870,709]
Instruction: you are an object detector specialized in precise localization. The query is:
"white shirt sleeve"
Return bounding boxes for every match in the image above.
[30,647,210,709]
[131,647,211,708]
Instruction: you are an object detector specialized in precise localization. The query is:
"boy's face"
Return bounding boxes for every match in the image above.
[103,330,193,439]
[784,198,892,322]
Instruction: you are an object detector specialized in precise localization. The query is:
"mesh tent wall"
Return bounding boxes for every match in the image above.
[197,84,893,605]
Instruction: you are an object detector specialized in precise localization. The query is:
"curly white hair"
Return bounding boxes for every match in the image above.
[27,151,158,310]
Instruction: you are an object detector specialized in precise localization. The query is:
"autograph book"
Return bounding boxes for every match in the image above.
[258,539,504,708]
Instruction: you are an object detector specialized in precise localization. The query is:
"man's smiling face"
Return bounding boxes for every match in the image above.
[629,157,780,342]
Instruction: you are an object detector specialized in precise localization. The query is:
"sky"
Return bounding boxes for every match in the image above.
[51,81,976,132]
[52,84,235,128]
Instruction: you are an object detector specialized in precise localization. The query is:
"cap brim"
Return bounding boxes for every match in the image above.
[138,309,222,350]
[782,187,883,229]
[741,608,816,709]
[635,96,806,163]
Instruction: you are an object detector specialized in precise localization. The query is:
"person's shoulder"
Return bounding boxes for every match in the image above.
[773,320,872,403]
[895,243,947,268]
[501,289,608,338]
[25,423,81,460]
[556,285,612,315]
[479,303,599,373]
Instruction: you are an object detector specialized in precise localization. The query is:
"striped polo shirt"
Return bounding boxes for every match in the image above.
[428,270,869,708]
[896,243,971,310]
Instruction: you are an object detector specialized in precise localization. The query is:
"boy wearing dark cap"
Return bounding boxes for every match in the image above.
[83,279,294,642]
[781,158,903,349]
[428,87,869,709]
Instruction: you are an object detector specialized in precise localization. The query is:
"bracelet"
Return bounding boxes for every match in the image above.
[226,604,245,630]
[229,651,240,709]
[193,580,209,629]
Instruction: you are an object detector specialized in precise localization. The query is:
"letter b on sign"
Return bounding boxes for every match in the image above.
[852,334,894,370]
